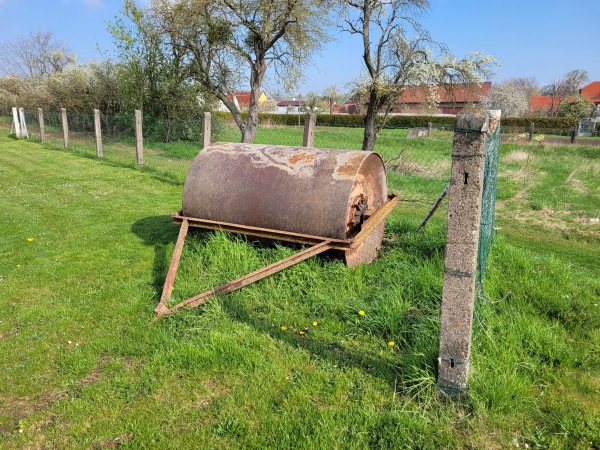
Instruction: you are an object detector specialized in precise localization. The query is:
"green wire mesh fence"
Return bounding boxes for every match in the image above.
[478,123,501,287]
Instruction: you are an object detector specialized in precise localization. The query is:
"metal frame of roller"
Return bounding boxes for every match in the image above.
[153,143,398,321]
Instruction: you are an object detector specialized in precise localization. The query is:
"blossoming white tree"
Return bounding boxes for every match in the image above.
[341,0,498,151]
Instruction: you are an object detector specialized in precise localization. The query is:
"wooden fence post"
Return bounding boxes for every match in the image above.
[11,107,21,138]
[570,127,576,145]
[135,110,144,166]
[303,112,316,147]
[94,109,103,158]
[38,108,46,143]
[437,108,501,394]
[202,112,211,149]
[528,122,534,142]
[61,108,69,149]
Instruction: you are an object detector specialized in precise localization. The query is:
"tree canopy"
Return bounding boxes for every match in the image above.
[117,0,332,142]
[481,78,540,118]
[0,31,75,79]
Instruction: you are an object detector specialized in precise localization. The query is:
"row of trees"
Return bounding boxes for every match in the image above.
[1,1,499,151]
[0,30,207,123]
[108,0,500,151]
[2,2,594,151]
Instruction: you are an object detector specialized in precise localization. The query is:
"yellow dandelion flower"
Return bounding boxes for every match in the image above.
[299,331,304,335]
[358,310,365,316]
[280,326,287,331]
[312,321,318,327]
[388,341,395,347]
[27,237,35,242]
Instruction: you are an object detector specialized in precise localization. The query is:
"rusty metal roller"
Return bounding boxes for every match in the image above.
[182,143,388,264]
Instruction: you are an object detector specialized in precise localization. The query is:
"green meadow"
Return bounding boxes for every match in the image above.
[0,127,598,449]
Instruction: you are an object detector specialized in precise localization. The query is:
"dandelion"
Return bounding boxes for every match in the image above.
[27,237,34,242]
[312,321,318,327]
[299,331,304,335]
[388,341,395,347]
[16,264,21,268]
[358,310,365,316]
[280,326,287,331]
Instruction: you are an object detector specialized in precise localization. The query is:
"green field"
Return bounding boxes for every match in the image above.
[0,130,599,449]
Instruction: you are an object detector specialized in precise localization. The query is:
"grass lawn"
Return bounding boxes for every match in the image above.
[0,130,599,449]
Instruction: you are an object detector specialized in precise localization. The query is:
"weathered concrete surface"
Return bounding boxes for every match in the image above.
[438,108,501,393]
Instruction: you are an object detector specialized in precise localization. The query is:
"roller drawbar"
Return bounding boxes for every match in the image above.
[153,143,398,322]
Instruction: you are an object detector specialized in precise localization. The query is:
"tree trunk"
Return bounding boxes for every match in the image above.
[241,123,257,143]
[362,114,377,152]
[241,61,267,144]
[362,91,380,152]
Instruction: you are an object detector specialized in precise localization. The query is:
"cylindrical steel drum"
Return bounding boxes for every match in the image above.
[182,143,388,264]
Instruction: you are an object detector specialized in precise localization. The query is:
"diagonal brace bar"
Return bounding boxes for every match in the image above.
[154,219,189,316]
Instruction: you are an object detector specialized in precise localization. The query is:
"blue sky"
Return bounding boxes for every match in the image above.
[1,0,599,95]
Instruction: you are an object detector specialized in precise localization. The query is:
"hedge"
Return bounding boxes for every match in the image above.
[212,111,455,129]
[213,111,583,135]
[500,117,579,135]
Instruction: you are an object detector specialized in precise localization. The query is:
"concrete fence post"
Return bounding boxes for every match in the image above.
[94,109,103,158]
[61,108,69,149]
[135,110,144,166]
[18,108,29,139]
[11,107,22,138]
[202,112,211,149]
[38,108,46,143]
[437,108,501,394]
[303,112,316,147]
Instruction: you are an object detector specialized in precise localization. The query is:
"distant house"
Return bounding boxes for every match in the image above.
[276,99,303,114]
[215,90,269,112]
[529,83,600,117]
[529,95,560,116]
[580,82,600,115]
[392,82,492,115]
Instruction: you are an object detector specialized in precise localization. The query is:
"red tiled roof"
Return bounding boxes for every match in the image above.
[580,82,600,104]
[396,82,492,105]
[528,95,578,113]
[530,96,556,111]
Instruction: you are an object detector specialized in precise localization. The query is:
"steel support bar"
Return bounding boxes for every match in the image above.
[154,219,189,316]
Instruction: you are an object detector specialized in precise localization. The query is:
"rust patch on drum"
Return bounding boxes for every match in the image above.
[335,153,365,179]
[288,151,316,165]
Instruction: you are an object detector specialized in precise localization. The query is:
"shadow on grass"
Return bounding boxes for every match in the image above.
[131,215,181,297]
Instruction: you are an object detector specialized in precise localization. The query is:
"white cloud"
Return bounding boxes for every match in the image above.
[82,0,105,10]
